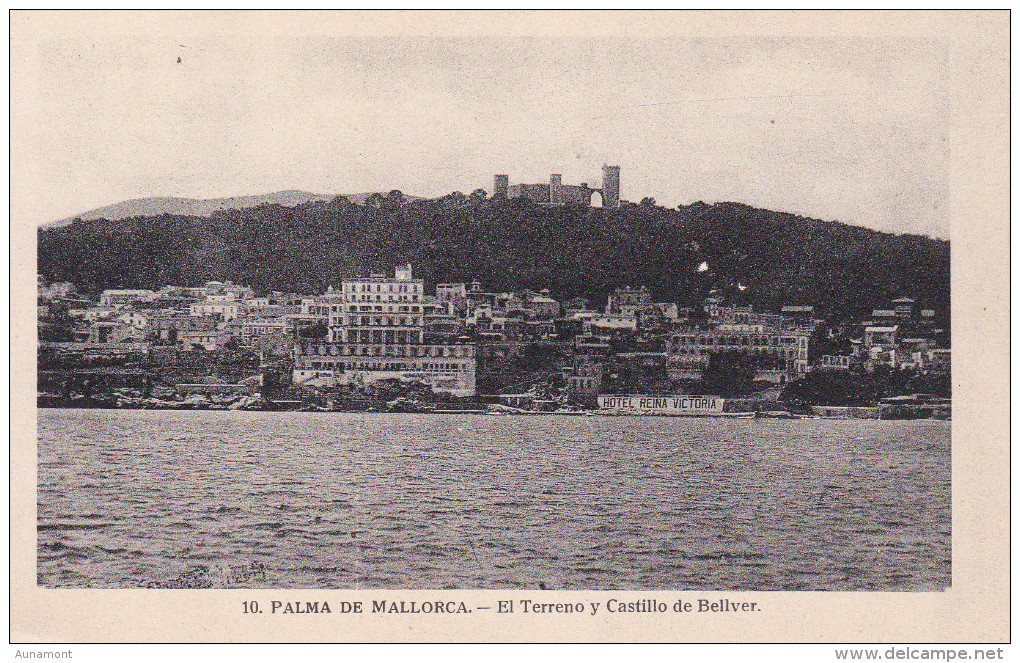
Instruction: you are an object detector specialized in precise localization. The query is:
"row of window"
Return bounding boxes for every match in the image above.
[299,361,469,373]
[242,326,286,335]
[299,343,472,358]
[336,305,423,313]
[345,283,423,293]
[671,335,800,347]
[347,294,420,303]
[713,314,787,325]
[191,305,239,313]
[341,330,423,345]
[672,347,798,359]
[346,316,423,327]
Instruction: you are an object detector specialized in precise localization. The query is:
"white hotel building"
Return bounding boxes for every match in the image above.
[664,322,811,384]
[293,264,476,396]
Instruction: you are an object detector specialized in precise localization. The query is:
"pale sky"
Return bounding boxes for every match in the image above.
[12,12,952,238]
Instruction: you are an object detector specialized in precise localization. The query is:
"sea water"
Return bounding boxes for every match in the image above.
[37,409,951,590]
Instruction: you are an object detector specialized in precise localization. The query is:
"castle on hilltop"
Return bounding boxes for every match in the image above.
[493,165,621,208]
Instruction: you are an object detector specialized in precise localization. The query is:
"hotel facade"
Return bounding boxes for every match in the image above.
[664,323,811,384]
[293,264,477,396]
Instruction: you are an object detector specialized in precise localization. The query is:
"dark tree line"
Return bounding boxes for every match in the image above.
[780,366,951,406]
[38,196,950,322]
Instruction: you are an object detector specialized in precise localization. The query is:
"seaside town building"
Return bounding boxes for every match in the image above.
[293,264,477,396]
[38,262,950,405]
[99,288,156,308]
[563,356,603,407]
[189,298,245,321]
[664,319,811,384]
[606,286,653,316]
[38,279,76,301]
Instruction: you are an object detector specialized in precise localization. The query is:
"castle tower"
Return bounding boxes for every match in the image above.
[602,165,620,208]
[549,174,563,204]
[493,174,509,198]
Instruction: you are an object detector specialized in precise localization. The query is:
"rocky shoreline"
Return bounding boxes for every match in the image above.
[37,392,949,419]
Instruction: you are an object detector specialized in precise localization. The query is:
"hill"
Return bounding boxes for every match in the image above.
[37,195,950,321]
[43,190,423,228]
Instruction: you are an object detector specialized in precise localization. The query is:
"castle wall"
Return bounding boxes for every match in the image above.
[500,167,620,207]
[558,185,594,205]
[507,183,550,203]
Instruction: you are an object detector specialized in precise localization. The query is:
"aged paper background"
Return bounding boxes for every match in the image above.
[10,10,1009,643]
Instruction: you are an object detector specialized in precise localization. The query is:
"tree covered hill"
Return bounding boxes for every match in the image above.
[37,194,950,320]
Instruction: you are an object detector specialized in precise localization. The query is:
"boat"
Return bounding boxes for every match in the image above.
[757,410,799,419]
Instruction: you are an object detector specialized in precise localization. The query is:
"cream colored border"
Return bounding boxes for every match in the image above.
[10,10,1009,643]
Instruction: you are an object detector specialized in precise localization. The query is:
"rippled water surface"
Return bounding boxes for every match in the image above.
[38,409,950,590]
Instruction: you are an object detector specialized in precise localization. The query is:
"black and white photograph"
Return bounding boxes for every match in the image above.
[12,9,1009,646]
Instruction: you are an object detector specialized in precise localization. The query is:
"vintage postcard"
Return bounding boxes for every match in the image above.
[10,10,1009,645]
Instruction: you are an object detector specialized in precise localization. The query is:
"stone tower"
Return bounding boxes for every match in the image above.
[602,165,620,208]
[549,174,563,204]
[493,174,509,198]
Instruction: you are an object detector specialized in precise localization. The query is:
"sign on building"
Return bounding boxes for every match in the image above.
[598,394,725,415]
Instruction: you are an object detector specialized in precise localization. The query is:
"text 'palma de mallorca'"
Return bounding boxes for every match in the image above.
[494,165,621,208]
